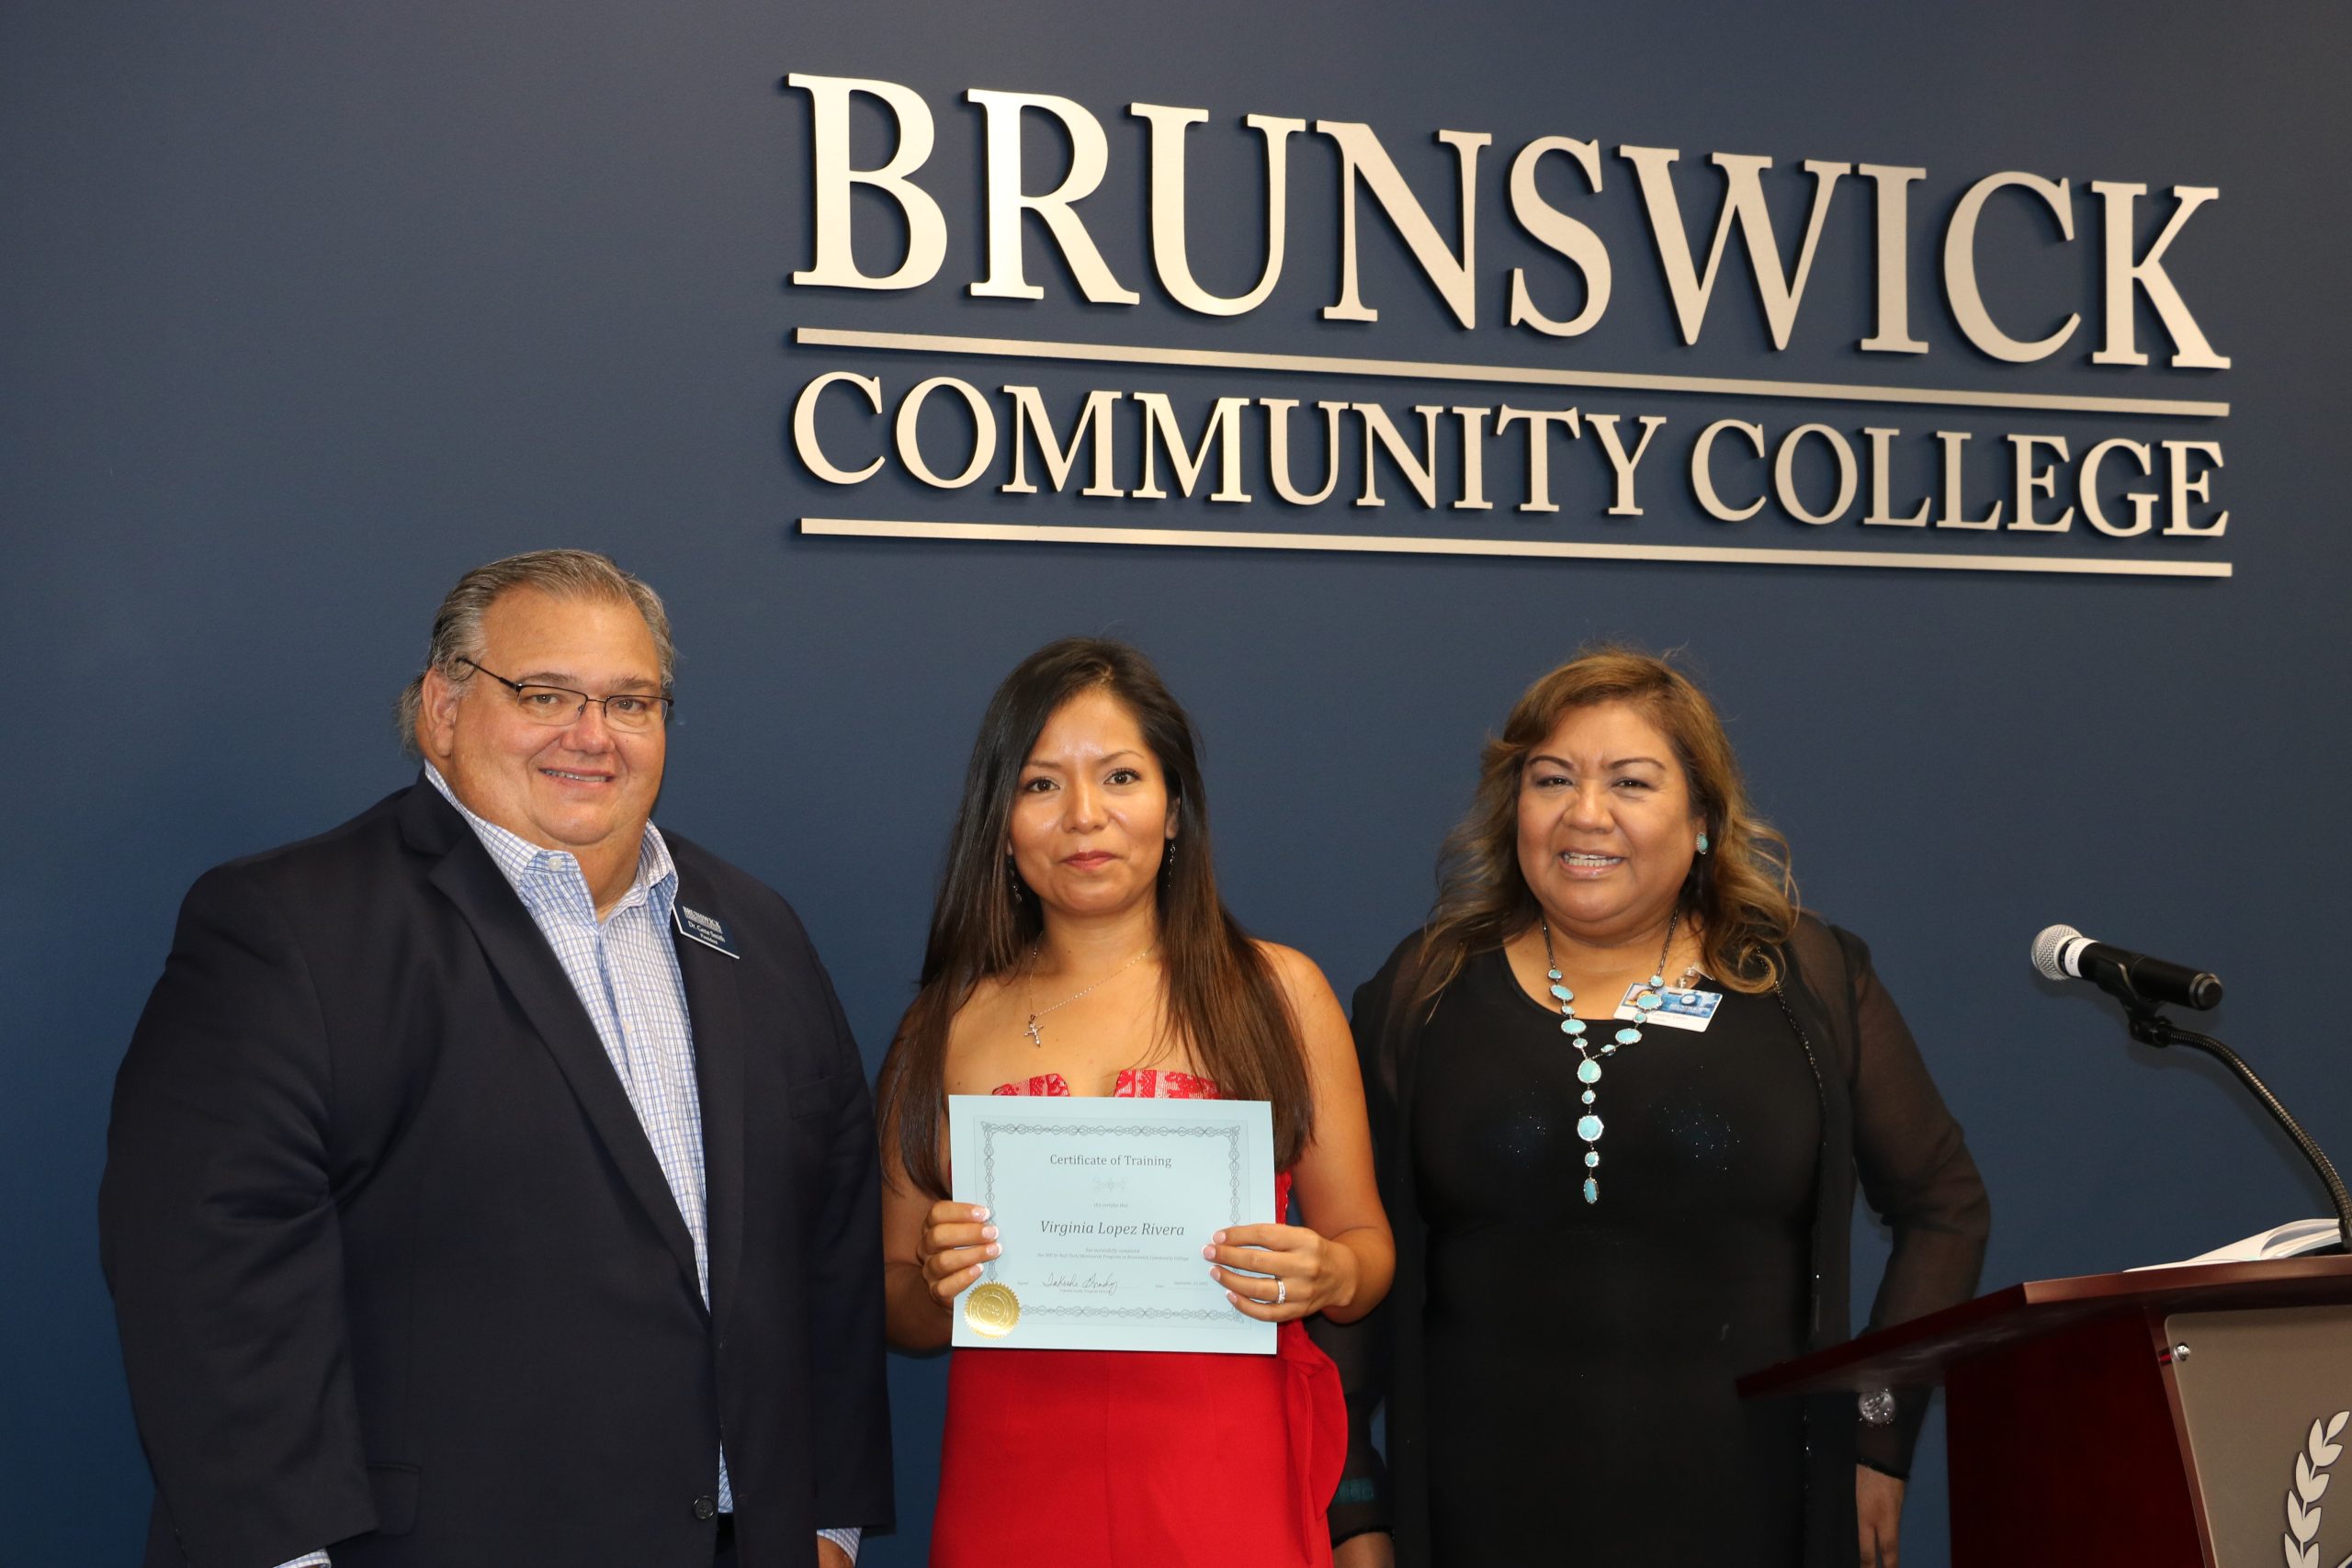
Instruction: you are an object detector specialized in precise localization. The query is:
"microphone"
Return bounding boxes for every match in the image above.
[2031,924,2224,1011]
[2034,929,2347,1251]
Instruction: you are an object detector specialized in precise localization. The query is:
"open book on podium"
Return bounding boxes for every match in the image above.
[1740,1239,2352,1568]
[2130,1216,2346,1269]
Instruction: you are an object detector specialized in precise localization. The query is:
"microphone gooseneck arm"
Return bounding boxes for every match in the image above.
[2119,1001,2352,1256]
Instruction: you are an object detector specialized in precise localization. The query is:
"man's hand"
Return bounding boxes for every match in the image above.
[1858,1465,1905,1568]
[817,1534,854,1568]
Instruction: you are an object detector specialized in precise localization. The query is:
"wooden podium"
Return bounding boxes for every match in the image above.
[1741,1255,2352,1567]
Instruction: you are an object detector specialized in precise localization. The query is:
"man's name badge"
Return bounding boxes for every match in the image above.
[1613,983,1722,1032]
[964,1282,1020,1337]
[673,904,741,959]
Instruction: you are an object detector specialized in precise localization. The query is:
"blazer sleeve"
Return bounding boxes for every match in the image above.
[98,864,376,1568]
[802,954,896,1530]
[1836,924,1993,1476]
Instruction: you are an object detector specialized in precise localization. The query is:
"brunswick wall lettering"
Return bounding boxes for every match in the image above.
[779,73,2233,577]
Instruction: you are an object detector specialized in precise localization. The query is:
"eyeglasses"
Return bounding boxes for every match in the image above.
[457,658,673,732]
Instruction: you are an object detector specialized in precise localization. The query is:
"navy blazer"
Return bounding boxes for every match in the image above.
[100,782,893,1568]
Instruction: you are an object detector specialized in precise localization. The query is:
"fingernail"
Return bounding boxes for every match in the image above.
[987,1243,1001,1258]
[972,1206,990,1221]
[1212,1231,1227,1244]
[1202,1244,1216,1260]
[1225,1292,1239,1304]
[982,1224,999,1240]
[1207,1266,1221,1280]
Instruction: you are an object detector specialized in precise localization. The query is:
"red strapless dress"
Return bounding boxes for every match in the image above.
[929,1068,1346,1568]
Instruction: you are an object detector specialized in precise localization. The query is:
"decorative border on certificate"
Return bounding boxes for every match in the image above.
[977,1118,1245,1324]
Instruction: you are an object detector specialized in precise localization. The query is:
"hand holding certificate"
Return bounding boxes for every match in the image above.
[946,1093,1278,1354]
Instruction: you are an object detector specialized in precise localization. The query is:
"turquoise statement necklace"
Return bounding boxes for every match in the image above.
[1541,911,1684,1205]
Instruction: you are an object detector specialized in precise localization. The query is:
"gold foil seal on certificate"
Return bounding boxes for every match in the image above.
[965,1281,1020,1337]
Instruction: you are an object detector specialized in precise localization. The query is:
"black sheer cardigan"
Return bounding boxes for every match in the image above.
[1309,914,1991,1566]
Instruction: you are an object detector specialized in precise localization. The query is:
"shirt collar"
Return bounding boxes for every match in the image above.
[423,762,675,919]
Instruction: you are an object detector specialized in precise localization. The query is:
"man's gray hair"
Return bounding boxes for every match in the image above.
[395,549,676,756]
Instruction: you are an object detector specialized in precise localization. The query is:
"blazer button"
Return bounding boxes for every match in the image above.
[693,1495,718,1520]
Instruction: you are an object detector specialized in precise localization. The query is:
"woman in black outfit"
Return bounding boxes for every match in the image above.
[1317,649,1989,1568]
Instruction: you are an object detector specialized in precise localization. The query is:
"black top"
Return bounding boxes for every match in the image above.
[1413,950,1817,1564]
[1312,916,1991,1568]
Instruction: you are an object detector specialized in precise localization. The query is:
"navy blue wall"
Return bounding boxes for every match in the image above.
[6,3,2347,1561]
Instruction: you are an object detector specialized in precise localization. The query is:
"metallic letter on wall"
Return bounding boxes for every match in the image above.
[1507,137,1612,338]
[1856,164,1928,355]
[2078,439,2157,536]
[1691,420,1768,521]
[1132,393,1253,502]
[792,372,887,482]
[968,89,1140,305]
[1317,122,1491,328]
[895,377,999,489]
[1132,105,1304,317]
[786,74,948,291]
[2089,184,2231,369]
[1617,147,1850,350]
[1943,171,2080,364]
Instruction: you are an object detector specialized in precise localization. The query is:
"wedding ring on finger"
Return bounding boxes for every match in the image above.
[1274,1279,1287,1306]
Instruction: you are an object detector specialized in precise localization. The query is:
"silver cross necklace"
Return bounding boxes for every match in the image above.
[1022,942,1155,1047]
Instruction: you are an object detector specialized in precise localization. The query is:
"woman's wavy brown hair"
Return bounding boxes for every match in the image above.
[1410,646,1797,1015]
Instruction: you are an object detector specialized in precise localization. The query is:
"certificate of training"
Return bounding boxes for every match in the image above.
[947,1093,1278,1354]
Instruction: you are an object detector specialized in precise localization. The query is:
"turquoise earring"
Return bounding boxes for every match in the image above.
[1696,831,1710,854]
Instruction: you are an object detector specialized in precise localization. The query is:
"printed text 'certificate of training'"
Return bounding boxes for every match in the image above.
[946,1094,1277,1354]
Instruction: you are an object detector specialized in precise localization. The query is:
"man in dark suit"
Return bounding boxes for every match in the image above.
[100,550,891,1568]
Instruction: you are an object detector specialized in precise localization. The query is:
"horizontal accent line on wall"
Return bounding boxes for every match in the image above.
[795,328,2230,419]
[798,518,2233,579]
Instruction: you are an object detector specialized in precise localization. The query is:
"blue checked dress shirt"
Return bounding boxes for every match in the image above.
[271,768,857,1567]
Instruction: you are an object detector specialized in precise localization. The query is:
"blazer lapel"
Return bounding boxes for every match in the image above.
[673,881,748,1339]
[404,784,707,1307]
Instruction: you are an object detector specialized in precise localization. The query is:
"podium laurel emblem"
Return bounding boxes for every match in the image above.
[2285,1409,2349,1568]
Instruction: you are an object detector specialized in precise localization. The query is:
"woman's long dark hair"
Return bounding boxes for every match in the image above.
[876,637,1311,1199]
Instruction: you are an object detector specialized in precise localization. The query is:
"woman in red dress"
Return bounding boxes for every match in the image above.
[876,637,1393,1568]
